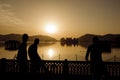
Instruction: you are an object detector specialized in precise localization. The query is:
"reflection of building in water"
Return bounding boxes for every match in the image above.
[4,40,20,50]
[60,37,78,46]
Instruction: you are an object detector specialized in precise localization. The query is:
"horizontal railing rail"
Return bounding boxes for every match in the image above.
[0,59,120,77]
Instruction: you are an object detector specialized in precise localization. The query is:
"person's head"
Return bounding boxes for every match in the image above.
[22,34,28,42]
[92,36,99,44]
[34,38,40,45]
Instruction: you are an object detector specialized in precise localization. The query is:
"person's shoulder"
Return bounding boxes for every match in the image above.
[87,44,92,50]
[88,44,93,48]
[29,44,35,48]
[18,43,23,48]
[20,42,26,46]
[29,44,33,47]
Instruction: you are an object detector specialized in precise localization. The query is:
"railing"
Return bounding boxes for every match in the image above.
[0,58,120,77]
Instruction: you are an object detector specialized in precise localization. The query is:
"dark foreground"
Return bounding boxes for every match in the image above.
[0,59,120,80]
[0,73,120,80]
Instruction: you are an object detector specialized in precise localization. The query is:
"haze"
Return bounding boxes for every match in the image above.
[0,0,120,40]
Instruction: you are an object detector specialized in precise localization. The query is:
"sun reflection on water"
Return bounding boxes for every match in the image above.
[47,48,54,58]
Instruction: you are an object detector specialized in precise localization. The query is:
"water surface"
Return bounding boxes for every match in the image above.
[0,42,120,62]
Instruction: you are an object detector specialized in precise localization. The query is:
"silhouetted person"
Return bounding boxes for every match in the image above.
[16,34,28,73]
[28,38,49,74]
[85,37,108,80]
[0,58,6,73]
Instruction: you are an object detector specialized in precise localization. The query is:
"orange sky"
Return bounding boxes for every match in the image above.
[0,0,120,39]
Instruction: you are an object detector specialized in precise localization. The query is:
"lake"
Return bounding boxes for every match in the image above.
[0,42,120,62]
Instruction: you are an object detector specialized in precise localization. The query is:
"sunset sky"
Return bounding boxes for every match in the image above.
[0,0,120,40]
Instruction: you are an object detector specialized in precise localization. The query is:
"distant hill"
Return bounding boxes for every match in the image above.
[0,34,57,42]
[78,34,120,48]
[78,34,100,42]
[29,35,57,42]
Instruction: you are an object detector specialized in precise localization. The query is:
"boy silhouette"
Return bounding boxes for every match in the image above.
[85,37,108,80]
[28,38,49,73]
[17,34,28,73]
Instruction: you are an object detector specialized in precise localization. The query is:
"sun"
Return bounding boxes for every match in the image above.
[45,23,57,34]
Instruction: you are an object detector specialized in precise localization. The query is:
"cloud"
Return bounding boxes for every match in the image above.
[0,3,26,27]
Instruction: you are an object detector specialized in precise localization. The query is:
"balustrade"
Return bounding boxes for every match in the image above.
[0,59,120,77]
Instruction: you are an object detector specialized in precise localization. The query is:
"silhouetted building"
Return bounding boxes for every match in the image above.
[4,40,20,50]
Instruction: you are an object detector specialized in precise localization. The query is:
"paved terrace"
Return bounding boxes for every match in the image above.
[0,59,120,80]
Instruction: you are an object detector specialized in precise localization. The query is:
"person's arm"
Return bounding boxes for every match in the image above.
[85,46,90,61]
